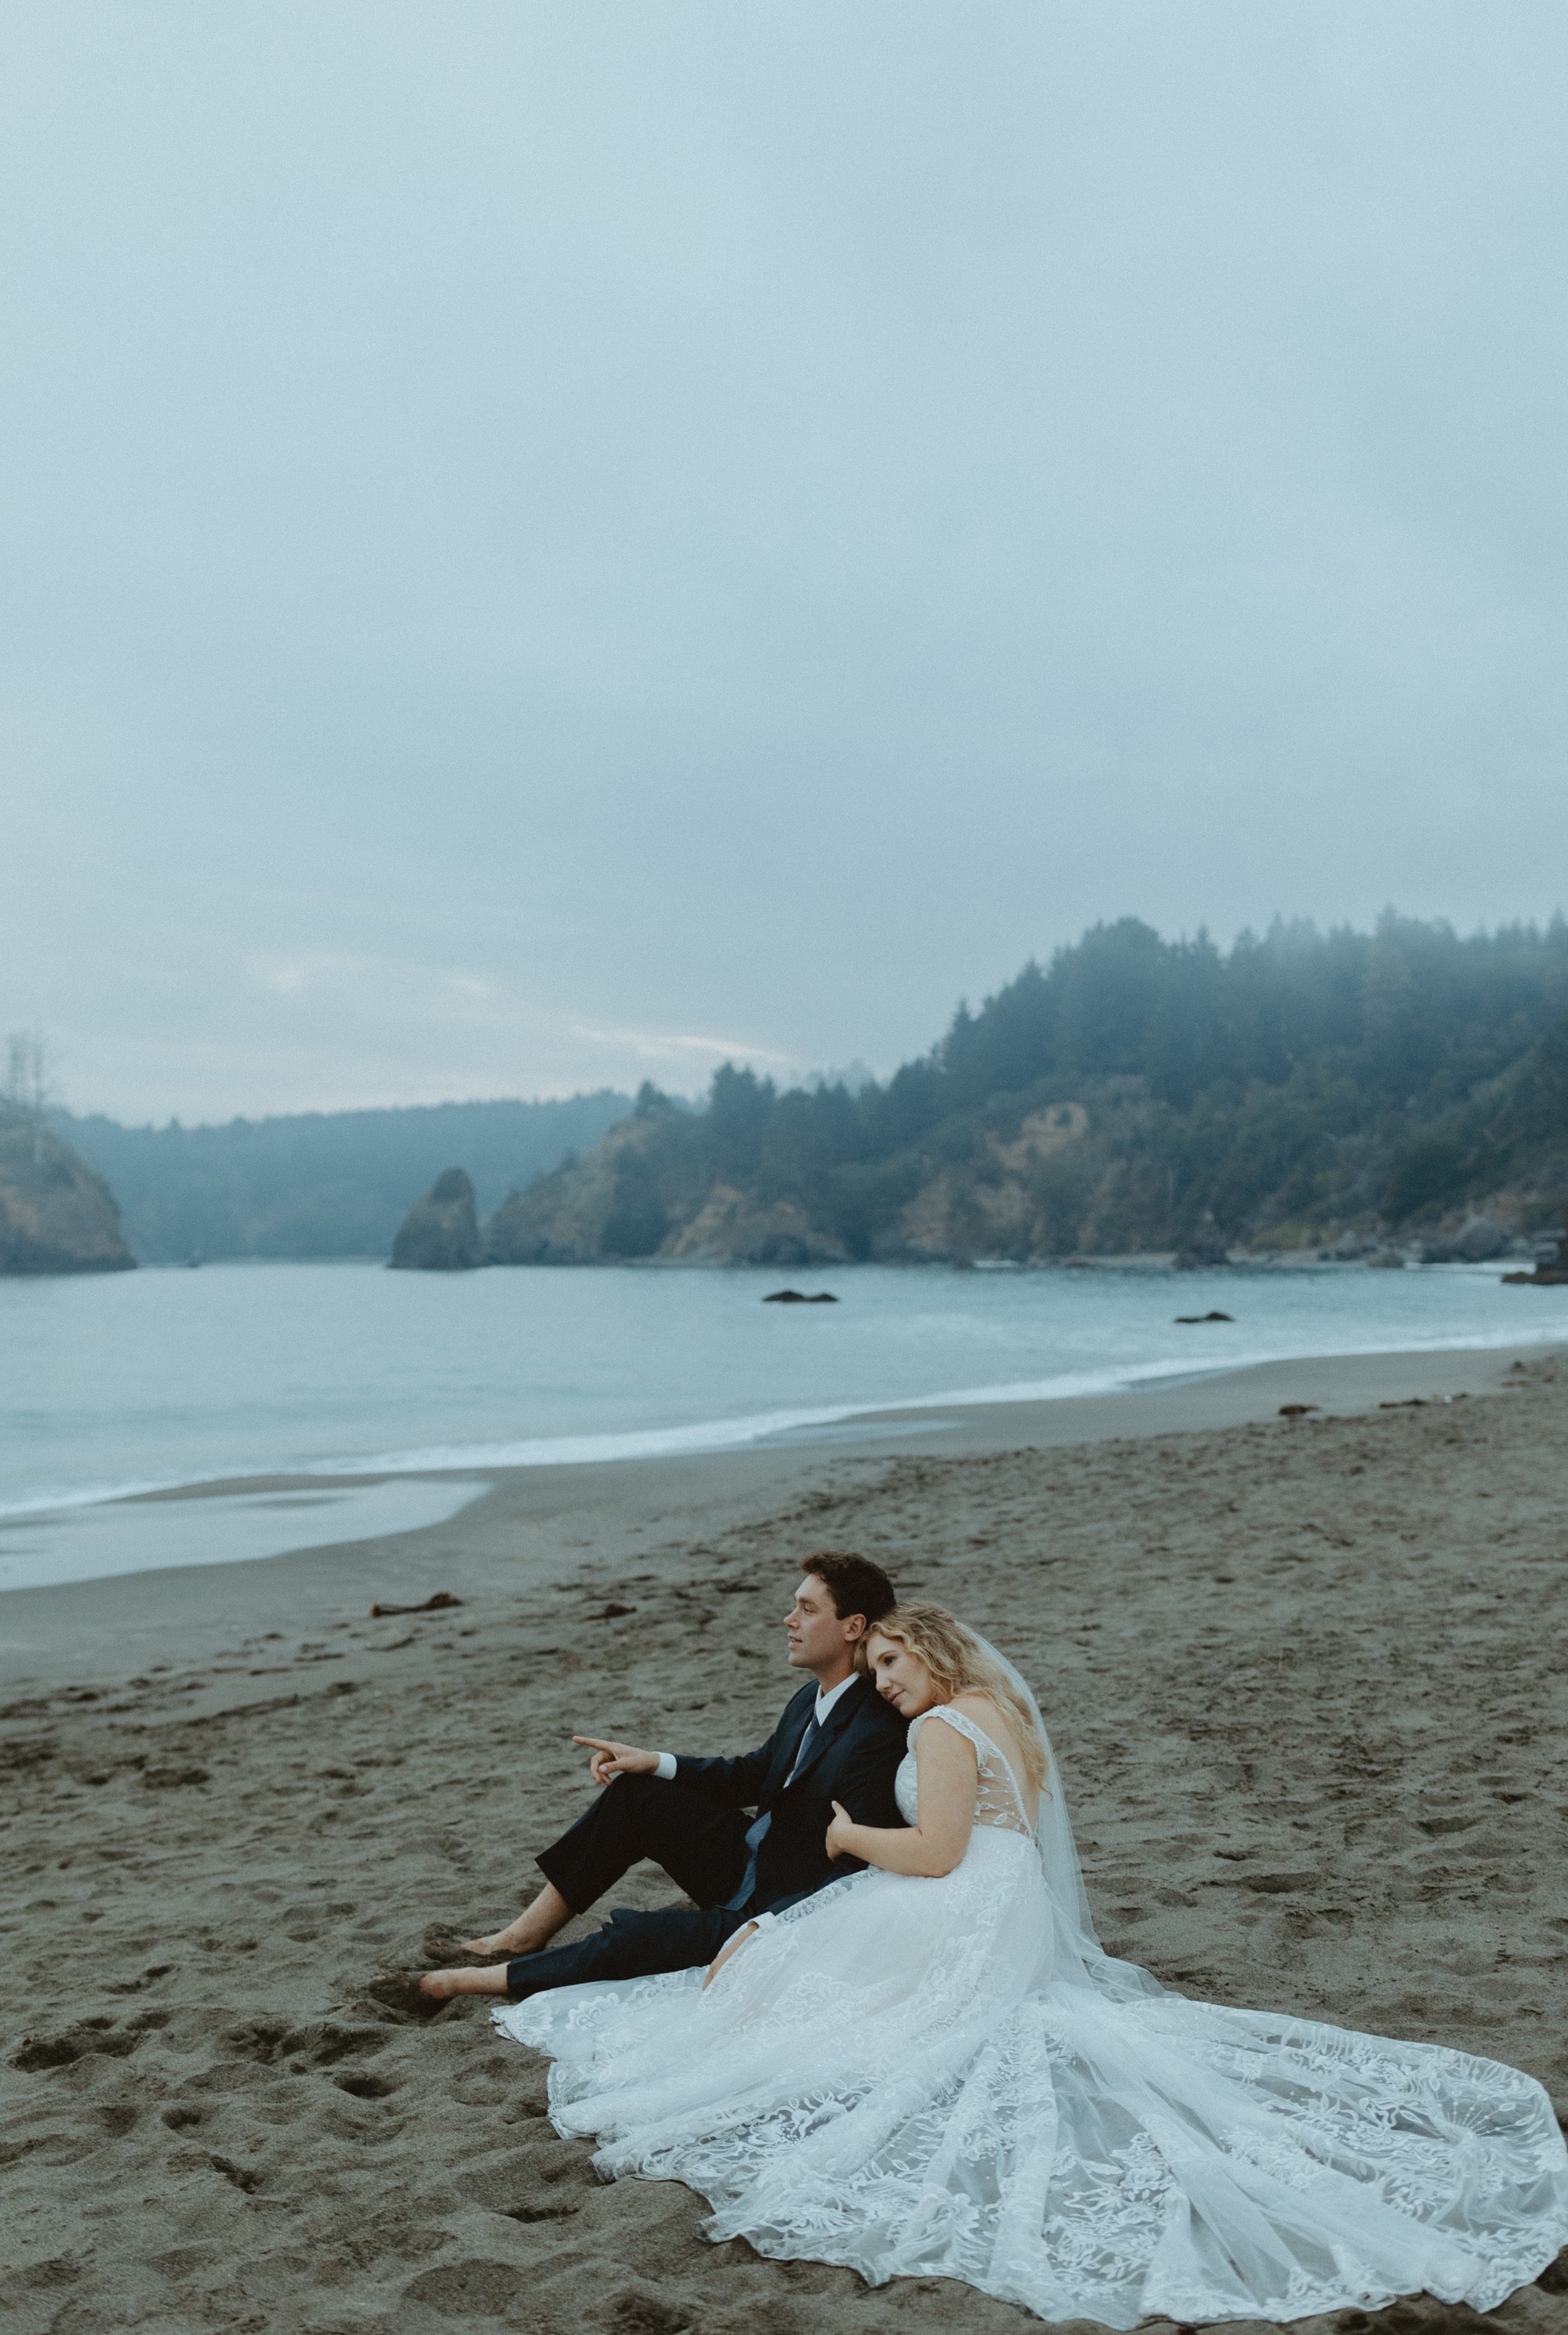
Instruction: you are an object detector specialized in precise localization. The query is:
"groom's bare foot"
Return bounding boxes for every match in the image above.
[458,1922,536,1957]
[423,1932,509,1965]
[417,1964,511,2000]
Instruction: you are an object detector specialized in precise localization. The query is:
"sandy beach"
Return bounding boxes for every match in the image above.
[3,1341,1567,2334]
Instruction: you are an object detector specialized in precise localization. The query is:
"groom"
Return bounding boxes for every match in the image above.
[416,1550,906,2004]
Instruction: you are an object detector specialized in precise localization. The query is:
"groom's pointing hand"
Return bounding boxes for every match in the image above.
[575,1737,660,1787]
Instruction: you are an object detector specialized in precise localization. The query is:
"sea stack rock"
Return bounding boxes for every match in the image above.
[0,1101,135,1274]
[390,1168,483,1271]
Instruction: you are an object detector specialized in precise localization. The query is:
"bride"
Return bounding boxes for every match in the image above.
[494,1604,1568,2327]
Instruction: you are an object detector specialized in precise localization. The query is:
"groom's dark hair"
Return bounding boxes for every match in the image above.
[803,1551,896,1632]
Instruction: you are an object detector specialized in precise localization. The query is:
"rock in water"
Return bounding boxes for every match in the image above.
[389,1168,483,1271]
[0,1102,135,1274]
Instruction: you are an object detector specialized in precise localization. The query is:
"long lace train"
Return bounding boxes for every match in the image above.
[494,1707,1568,2327]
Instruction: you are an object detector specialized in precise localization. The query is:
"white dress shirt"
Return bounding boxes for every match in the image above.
[654,1670,858,1783]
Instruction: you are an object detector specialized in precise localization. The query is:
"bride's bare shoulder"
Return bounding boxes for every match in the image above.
[947,1693,1025,1759]
[946,1692,1010,1737]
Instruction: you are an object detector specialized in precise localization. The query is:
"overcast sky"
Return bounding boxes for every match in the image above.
[5,4,1566,1124]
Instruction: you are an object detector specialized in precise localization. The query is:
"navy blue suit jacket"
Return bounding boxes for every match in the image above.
[674,1671,908,1911]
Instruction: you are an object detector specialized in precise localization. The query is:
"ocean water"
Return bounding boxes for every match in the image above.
[0,1477,492,1595]
[1,1258,1563,1590]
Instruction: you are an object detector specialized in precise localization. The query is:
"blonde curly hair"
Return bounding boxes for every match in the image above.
[858,1602,1047,1794]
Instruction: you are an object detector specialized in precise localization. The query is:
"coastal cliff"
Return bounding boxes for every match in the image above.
[0,1101,136,1274]
[483,1103,712,1262]
[474,918,1568,1266]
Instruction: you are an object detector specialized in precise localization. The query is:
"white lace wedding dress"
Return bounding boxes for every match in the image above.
[494,1706,1568,2327]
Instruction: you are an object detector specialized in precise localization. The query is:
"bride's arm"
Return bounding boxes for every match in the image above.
[825,1720,976,1878]
[703,1921,757,1989]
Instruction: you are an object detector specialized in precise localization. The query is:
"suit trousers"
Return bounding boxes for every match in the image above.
[512,1771,755,1999]
[536,1769,751,1915]
[506,1901,750,2000]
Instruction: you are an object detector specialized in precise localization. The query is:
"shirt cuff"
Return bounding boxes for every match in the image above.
[654,1751,677,1782]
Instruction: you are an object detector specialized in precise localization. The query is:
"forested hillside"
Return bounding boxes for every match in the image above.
[485,916,1568,1265]
[58,1092,630,1263]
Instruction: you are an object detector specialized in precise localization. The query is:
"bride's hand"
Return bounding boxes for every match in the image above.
[702,1921,757,1989]
[825,1800,857,1861]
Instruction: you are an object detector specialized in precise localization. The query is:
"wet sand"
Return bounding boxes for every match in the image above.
[3,1342,1566,2333]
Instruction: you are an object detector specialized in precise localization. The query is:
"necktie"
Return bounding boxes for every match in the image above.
[724,1710,821,1912]
[786,1710,821,1786]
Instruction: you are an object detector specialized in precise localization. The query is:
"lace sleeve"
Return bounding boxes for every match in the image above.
[923,1705,1033,1836]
